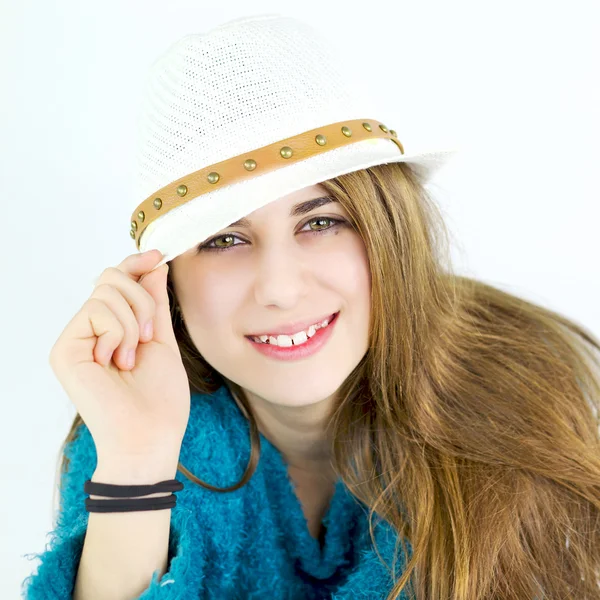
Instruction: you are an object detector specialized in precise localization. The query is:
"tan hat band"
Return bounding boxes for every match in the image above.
[130,119,404,249]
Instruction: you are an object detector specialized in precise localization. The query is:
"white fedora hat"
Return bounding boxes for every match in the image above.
[129,13,458,272]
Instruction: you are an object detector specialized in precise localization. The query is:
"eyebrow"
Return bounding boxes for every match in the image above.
[227,196,338,228]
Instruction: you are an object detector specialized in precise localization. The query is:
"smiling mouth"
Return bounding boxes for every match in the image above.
[245,311,339,339]
[245,310,340,358]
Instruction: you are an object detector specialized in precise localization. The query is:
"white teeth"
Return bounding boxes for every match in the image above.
[291,330,309,345]
[252,316,333,346]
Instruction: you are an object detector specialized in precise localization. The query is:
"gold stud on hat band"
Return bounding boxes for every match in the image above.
[129,118,404,249]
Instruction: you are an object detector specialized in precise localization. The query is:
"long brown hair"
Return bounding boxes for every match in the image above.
[56,162,600,599]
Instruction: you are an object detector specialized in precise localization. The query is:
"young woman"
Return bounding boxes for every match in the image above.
[22,14,600,600]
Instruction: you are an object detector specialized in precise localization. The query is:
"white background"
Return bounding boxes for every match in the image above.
[2,0,598,596]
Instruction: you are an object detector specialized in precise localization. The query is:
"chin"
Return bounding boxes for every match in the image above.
[246,376,345,408]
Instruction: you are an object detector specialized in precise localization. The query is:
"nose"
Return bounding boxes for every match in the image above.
[252,241,309,308]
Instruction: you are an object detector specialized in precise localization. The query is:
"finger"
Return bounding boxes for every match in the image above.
[50,298,124,374]
[139,254,169,282]
[117,248,164,280]
[136,262,179,356]
[86,298,127,369]
[91,284,144,370]
[91,249,163,287]
[92,268,156,342]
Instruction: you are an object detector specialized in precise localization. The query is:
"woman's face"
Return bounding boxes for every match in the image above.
[170,183,371,408]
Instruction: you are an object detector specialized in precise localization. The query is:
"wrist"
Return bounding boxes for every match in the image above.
[90,459,180,500]
[93,454,180,484]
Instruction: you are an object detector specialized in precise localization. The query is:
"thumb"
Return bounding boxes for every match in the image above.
[138,263,179,353]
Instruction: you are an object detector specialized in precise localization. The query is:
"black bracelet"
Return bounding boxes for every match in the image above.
[84,478,183,498]
[85,494,177,513]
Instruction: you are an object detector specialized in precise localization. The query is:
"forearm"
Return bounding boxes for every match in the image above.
[73,455,180,600]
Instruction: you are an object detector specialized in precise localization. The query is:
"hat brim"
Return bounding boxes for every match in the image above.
[140,137,458,272]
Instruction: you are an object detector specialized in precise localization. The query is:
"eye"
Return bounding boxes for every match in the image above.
[305,217,338,232]
[195,216,346,253]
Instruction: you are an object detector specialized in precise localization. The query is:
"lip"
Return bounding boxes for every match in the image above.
[245,311,340,361]
[246,311,338,337]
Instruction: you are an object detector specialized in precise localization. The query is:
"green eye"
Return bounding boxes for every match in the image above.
[308,217,334,230]
[196,217,346,253]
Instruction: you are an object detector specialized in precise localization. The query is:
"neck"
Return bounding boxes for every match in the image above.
[231,386,336,477]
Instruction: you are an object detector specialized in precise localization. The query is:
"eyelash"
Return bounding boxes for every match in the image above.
[196,216,346,253]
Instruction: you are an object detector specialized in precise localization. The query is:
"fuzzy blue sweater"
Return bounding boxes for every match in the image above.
[21,384,411,599]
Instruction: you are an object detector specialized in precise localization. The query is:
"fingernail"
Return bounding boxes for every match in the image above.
[143,320,153,339]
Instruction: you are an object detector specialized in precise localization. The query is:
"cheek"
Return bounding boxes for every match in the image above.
[317,235,371,298]
[178,268,242,328]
